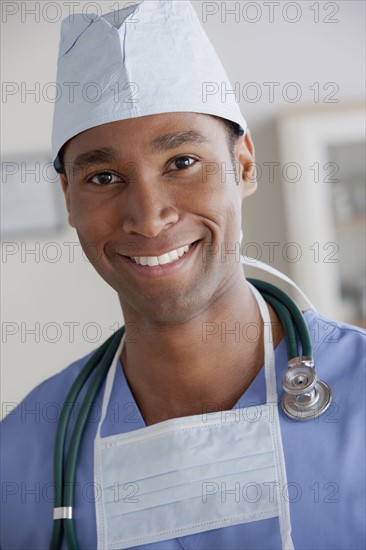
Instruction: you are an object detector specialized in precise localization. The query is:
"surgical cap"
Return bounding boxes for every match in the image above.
[51,0,247,169]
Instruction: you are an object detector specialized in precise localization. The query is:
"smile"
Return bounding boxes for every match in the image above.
[131,244,191,266]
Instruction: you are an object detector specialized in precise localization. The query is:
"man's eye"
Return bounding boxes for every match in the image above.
[87,172,121,185]
[167,156,197,171]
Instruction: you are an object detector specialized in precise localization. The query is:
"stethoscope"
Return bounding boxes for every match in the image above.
[49,278,332,550]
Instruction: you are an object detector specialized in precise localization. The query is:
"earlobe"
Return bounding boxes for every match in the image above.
[243,166,257,198]
[60,175,75,228]
[237,129,257,198]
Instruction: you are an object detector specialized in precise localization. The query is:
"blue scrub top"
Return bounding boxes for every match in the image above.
[1,309,365,549]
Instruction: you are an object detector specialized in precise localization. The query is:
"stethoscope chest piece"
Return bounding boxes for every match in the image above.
[281,357,333,421]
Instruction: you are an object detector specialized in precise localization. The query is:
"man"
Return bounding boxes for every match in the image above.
[1,1,365,549]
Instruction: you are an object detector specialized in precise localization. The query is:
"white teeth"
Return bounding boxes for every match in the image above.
[147,257,159,267]
[168,250,179,262]
[132,244,192,266]
[158,253,171,265]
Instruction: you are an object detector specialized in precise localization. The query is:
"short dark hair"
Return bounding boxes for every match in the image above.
[54,115,243,175]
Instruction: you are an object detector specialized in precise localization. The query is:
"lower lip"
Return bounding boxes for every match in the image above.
[117,241,201,280]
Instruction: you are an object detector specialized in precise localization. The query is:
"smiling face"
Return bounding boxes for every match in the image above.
[60,112,257,323]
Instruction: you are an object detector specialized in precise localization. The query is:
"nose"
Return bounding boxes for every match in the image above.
[121,177,179,237]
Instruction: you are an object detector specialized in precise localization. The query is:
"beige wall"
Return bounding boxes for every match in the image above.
[1,1,365,413]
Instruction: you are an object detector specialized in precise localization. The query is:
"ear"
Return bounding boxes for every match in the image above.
[60,174,75,228]
[237,129,257,199]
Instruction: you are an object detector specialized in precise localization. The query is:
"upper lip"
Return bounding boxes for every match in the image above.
[119,240,198,258]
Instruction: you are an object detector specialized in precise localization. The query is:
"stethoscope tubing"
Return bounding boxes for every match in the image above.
[260,291,298,360]
[50,328,124,550]
[247,279,313,357]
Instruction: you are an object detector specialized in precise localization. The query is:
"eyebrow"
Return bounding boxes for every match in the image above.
[71,147,119,175]
[70,131,210,174]
[149,131,210,152]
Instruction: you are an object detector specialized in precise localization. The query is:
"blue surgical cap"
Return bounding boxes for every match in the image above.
[52,0,247,168]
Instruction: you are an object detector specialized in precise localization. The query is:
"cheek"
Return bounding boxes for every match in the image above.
[70,185,120,230]
[70,195,116,262]
[201,172,242,228]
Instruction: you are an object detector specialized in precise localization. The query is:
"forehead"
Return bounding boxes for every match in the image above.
[62,112,226,161]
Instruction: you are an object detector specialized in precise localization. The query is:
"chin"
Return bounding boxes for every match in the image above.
[120,283,215,325]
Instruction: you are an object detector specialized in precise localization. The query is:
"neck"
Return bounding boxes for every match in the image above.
[120,275,283,426]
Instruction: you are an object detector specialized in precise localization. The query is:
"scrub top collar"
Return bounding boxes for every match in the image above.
[99,329,289,439]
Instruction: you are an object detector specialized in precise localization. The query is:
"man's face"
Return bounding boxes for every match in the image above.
[61,112,256,323]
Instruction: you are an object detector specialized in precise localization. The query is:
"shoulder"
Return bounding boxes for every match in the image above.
[0,348,102,549]
[303,308,365,353]
[1,347,96,433]
[0,346,102,515]
[302,309,365,409]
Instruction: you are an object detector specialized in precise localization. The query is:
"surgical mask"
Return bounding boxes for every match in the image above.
[94,284,294,549]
